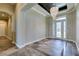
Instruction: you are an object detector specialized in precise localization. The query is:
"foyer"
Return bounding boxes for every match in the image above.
[0,3,79,56]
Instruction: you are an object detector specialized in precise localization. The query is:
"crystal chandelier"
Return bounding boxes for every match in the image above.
[50,6,58,20]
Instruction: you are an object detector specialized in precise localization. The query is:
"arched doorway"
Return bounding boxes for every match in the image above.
[0,11,15,51]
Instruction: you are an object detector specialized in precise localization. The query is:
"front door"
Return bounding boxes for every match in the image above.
[54,16,66,39]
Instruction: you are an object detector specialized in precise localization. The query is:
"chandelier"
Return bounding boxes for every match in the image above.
[50,7,58,19]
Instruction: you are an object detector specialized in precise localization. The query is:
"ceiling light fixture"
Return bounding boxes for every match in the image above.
[50,6,58,20]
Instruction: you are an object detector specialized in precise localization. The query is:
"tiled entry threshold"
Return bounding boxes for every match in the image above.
[8,38,79,56]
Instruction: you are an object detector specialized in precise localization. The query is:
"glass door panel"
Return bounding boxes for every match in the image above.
[56,22,62,38]
[63,21,66,38]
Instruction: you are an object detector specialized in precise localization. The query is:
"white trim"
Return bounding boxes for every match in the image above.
[76,44,79,51]
[49,37,76,43]
[31,4,49,16]
[75,41,79,52]
[16,38,46,48]
[32,7,46,16]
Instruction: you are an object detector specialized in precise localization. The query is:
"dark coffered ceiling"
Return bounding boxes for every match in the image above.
[38,3,67,13]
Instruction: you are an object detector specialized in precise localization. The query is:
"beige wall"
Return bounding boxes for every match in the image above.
[66,10,76,41]
[0,4,14,15]
[0,20,7,36]
[46,15,54,38]
[76,4,79,49]
[6,17,12,40]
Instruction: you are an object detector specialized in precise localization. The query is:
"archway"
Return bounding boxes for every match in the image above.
[0,10,15,51]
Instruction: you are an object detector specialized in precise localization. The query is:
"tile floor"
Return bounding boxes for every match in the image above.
[8,38,79,56]
[0,36,14,52]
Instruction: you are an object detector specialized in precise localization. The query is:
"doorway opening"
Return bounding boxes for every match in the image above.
[0,12,15,52]
[54,16,66,39]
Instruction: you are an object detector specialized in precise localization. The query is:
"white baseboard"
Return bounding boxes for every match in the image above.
[16,38,46,48]
[47,37,76,43]
[75,42,79,52]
